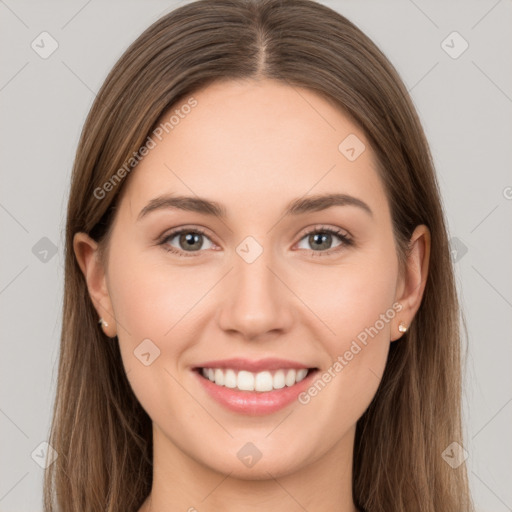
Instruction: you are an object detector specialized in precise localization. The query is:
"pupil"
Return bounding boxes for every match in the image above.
[311,233,330,250]
[181,233,202,251]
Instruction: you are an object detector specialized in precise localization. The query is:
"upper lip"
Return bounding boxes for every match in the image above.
[193,358,315,373]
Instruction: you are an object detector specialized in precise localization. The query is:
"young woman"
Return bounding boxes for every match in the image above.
[44,1,473,511]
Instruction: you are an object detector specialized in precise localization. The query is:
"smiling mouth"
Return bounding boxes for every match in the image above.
[195,367,319,393]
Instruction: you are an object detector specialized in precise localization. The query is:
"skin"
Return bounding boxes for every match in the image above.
[74,78,430,512]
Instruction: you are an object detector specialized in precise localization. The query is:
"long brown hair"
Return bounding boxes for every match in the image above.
[44,1,473,510]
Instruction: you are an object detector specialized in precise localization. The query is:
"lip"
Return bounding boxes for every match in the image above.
[193,357,311,373]
[192,362,318,416]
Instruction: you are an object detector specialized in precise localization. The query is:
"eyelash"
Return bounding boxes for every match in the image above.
[158,225,353,258]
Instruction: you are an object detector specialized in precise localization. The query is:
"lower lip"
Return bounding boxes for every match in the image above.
[194,369,317,416]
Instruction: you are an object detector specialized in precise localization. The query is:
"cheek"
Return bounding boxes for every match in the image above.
[294,243,399,354]
[293,244,398,423]
[106,245,207,425]
[107,240,215,347]
[311,267,394,368]
[104,248,189,403]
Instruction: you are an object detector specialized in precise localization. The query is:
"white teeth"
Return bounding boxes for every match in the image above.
[200,367,311,392]
[254,371,273,392]
[285,369,296,386]
[237,370,254,391]
[273,370,286,389]
[224,369,237,388]
[296,368,308,382]
[214,368,224,386]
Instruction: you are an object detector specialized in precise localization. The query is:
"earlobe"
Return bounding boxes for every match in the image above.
[392,224,431,341]
[73,232,117,337]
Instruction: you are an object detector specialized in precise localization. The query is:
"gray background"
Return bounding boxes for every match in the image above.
[1,0,511,510]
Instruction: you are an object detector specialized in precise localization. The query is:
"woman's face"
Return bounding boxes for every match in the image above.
[80,78,417,479]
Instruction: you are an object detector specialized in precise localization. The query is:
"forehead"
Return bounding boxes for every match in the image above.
[120,79,389,220]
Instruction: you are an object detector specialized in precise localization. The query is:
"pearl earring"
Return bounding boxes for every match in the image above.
[98,318,109,328]
[398,321,407,333]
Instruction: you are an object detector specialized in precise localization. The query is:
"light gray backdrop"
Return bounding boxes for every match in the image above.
[1,0,511,511]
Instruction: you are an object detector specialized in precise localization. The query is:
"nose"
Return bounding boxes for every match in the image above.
[216,248,295,342]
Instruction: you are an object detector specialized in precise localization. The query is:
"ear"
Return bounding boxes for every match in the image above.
[392,224,431,341]
[73,232,117,338]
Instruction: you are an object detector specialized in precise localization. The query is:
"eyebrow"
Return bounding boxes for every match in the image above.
[137,192,373,221]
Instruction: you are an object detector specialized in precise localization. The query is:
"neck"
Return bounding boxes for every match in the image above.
[140,424,359,512]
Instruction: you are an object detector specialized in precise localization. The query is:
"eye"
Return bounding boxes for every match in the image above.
[158,225,353,258]
[295,225,353,256]
[159,227,215,257]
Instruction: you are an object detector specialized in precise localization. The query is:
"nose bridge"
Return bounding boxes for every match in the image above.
[216,238,293,339]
